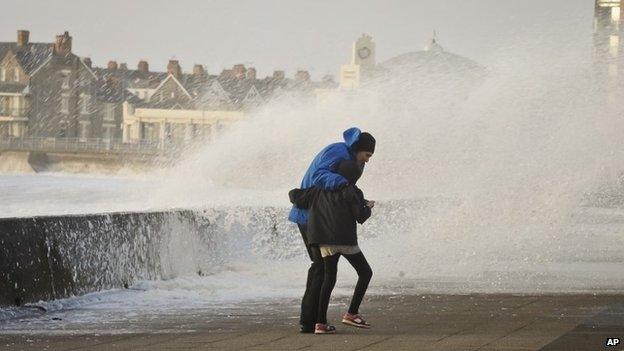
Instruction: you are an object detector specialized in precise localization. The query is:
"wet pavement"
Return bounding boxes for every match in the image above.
[1,294,623,350]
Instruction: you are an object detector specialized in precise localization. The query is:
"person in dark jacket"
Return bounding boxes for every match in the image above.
[289,128,376,333]
[289,160,375,334]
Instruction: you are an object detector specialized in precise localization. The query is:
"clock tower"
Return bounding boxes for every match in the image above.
[340,34,376,89]
[352,34,376,69]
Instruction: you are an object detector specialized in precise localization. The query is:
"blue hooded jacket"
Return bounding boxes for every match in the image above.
[288,127,363,224]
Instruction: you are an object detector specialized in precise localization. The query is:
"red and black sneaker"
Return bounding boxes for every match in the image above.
[342,313,371,328]
[314,323,336,334]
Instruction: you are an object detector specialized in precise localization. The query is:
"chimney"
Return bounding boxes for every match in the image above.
[295,70,311,83]
[232,64,246,79]
[193,64,206,76]
[167,60,182,79]
[246,67,257,80]
[272,70,285,81]
[137,60,149,73]
[17,30,29,46]
[105,76,119,87]
[82,57,92,68]
[119,62,128,70]
[53,31,72,56]
[107,61,118,70]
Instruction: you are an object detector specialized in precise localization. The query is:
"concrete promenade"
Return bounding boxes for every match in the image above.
[1,294,624,350]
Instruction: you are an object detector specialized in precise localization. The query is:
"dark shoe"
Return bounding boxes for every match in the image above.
[300,325,315,333]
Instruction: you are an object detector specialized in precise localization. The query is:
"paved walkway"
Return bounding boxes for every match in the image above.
[1,294,623,350]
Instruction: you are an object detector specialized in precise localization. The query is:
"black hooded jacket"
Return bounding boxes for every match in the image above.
[288,184,371,246]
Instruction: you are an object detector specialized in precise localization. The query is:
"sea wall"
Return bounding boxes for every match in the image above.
[0,201,414,307]
[0,206,302,308]
[0,210,210,307]
[0,151,34,173]
[0,151,160,174]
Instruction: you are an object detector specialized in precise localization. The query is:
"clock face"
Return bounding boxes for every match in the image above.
[358,47,371,59]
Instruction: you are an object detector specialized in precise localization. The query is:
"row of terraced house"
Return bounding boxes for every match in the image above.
[0,30,337,144]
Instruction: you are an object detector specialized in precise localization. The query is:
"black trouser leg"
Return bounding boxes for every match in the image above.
[317,254,340,324]
[343,251,373,315]
[298,224,324,328]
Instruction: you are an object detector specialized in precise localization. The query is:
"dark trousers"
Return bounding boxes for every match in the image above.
[298,224,324,328]
[317,251,372,324]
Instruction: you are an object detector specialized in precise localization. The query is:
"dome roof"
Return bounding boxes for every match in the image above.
[367,35,486,107]
[380,36,485,76]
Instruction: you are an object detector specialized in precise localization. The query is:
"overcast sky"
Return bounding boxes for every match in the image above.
[1,0,594,79]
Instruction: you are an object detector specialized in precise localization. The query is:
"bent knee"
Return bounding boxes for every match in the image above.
[310,261,324,274]
[360,267,373,281]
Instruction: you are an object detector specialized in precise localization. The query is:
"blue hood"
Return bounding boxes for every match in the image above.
[342,127,361,149]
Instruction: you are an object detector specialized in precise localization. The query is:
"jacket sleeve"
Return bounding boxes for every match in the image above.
[353,185,367,203]
[288,188,317,209]
[310,145,349,191]
[311,165,347,191]
[344,186,371,224]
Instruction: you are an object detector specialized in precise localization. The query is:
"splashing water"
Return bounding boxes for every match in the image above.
[147,22,624,295]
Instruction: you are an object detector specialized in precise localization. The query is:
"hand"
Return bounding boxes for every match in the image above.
[366,200,375,208]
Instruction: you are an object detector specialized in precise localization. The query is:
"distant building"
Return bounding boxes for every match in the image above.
[0,31,99,138]
[0,29,338,143]
[594,0,624,103]
[339,32,484,93]
[380,33,485,79]
[119,62,335,144]
[376,33,486,110]
[340,34,377,89]
[94,60,166,104]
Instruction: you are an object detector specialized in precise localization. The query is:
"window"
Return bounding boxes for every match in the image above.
[59,120,68,138]
[79,122,89,139]
[62,75,70,89]
[610,35,619,57]
[13,69,19,82]
[103,126,113,140]
[0,68,5,81]
[12,96,21,116]
[125,124,132,140]
[613,7,621,22]
[171,92,175,98]
[81,94,90,113]
[61,96,69,113]
[104,104,116,121]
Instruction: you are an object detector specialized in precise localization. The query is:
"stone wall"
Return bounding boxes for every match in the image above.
[0,210,209,307]
[0,202,411,308]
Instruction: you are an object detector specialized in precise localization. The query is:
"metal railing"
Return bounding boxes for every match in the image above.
[0,136,189,155]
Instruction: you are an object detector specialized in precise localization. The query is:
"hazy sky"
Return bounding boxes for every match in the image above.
[2,0,594,79]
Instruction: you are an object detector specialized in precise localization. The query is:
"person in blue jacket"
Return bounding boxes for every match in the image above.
[289,127,376,333]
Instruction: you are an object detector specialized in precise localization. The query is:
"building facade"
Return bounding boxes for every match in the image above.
[121,62,333,144]
[594,0,624,103]
[28,33,99,138]
[0,30,102,139]
[0,29,338,145]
